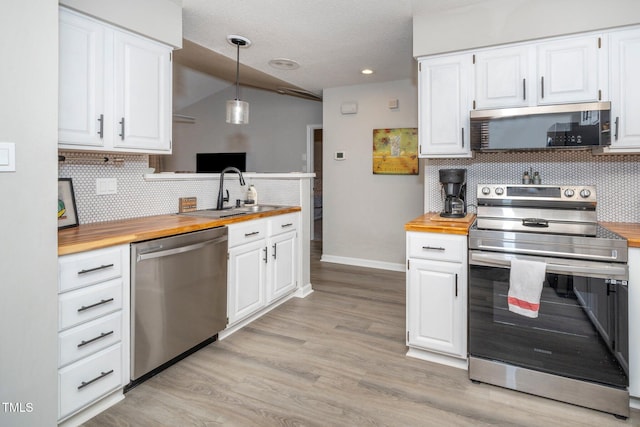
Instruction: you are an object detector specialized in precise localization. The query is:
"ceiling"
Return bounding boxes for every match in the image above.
[176,0,484,102]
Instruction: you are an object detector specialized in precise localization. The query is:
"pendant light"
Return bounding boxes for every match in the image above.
[226,35,251,124]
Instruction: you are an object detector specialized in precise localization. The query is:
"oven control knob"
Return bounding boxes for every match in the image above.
[495,187,504,195]
[564,189,575,198]
[481,186,491,195]
[580,189,591,198]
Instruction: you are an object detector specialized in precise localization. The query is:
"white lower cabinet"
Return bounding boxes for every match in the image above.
[57,245,130,425]
[227,213,299,328]
[406,232,467,368]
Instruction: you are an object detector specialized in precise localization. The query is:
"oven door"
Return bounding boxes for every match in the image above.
[468,250,628,389]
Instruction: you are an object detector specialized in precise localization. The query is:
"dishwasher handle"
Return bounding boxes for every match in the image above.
[136,235,227,262]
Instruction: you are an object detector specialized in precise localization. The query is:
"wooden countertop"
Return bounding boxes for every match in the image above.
[601,222,640,248]
[58,206,301,256]
[405,212,476,235]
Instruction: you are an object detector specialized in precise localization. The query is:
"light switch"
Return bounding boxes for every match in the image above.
[0,142,16,172]
[96,178,117,195]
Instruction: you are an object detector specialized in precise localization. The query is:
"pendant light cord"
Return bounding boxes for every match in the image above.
[235,41,240,100]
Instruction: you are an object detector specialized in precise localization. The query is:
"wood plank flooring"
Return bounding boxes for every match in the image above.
[84,242,639,426]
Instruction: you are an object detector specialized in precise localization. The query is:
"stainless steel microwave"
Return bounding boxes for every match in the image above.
[470,102,611,152]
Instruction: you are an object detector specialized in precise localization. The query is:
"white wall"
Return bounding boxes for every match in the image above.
[322,79,422,270]
[414,0,640,57]
[0,2,59,426]
[59,0,182,48]
[168,85,323,173]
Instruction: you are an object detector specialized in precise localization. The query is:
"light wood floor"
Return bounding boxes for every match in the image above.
[85,242,639,426]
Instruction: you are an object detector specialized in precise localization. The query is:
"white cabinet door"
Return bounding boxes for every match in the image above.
[537,35,602,105]
[609,28,640,150]
[475,46,531,109]
[227,239,267,325]
[267,230,297,303]
[58,9,106,147]
[407,258,465,358]
[113,32,172,152]
[418,54,472,158]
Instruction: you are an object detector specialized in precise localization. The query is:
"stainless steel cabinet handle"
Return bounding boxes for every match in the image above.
[77,369,114,390]
[78,264,114,276]
[541,76,545,99]
[118,117,125,140]
[422,246,445,251]
[77,330,114,348]
[97,114,104,139]
[244,231,260,237]
[263,247,268,263]
[615,117,619,141]
[461,128,465,148]
[281,223,293,228]
[77,298,114,313]
[272,244,277,259]
[523,78,526,100]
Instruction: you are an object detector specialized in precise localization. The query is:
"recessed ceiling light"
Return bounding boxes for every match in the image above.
[269,58,300,70]
[361,68,374,75]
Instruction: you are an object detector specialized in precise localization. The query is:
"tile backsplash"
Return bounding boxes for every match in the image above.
[424,150,640,223]
[58,152,301,224]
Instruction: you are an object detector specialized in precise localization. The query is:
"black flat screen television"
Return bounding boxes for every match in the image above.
[196,152,246,173]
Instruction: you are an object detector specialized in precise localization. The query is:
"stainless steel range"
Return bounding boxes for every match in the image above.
[468,184,630,418]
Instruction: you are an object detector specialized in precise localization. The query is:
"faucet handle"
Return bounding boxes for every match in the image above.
[223,189,229,203]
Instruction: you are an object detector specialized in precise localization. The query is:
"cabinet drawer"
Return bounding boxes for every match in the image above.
[407,232,466,262]
[268,213,299,236]
[59,246,123,292]
[58,343,123,419]
[59,279,123,331]
[228,219,267,248]
[59,311,122,368]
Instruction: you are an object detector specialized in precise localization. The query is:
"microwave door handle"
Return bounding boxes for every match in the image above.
[469,252,627,278]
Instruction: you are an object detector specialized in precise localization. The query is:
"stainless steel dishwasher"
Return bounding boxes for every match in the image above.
[130,227,228,384]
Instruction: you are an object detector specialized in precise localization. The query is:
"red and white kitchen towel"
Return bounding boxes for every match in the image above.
[508,258,547,318]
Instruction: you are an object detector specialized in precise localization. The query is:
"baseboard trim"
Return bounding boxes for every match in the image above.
[406,347,468,371]
[320,254,405,272]
[295,282,314,298]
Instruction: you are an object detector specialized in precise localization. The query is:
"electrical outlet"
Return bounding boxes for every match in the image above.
[96,178,117,195]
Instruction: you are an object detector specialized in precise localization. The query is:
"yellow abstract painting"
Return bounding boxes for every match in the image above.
[372,128,418,175]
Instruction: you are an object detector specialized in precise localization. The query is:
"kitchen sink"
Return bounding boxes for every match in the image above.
[180,205,281,219]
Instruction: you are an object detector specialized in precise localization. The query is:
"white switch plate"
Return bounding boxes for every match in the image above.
[0,142,16,172]
[96,178,117,195]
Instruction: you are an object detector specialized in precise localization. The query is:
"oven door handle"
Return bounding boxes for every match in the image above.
[469,251,628,279]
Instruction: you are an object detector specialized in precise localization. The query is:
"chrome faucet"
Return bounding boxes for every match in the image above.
[216,166,246,210]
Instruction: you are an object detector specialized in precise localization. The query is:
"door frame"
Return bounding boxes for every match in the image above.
[306,124,322,240]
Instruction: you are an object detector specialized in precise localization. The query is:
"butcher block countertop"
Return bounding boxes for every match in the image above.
[405,212,476,235]
[601,222,640,248]
[58,206,301,256]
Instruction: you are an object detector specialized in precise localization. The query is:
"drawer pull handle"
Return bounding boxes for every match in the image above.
[272,244,277,259]
[245,231,260,237]
[281,223,293,228]
[422,246,445,251]
[78,264,114,275]
[77,369,114,390]
[77,330,114,348]
[78,298,114,313]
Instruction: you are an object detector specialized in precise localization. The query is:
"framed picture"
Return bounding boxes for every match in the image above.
[58,178,78,229]
[372,128,418,175]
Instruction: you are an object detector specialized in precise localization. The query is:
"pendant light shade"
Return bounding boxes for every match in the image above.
[226,35,251,125]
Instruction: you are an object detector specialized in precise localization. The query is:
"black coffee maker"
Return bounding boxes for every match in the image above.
[439,169,467,218]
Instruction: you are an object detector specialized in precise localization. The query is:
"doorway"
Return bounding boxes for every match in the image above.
[306,125,323,241]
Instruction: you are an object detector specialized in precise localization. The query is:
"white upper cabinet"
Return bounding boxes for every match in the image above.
[536,34,603,105]
[608,27,640,150]
[59,9,106,148]
[474,45,531,109]
[418,53,473,158]
[58,8,172,154]
[474,34,604,110]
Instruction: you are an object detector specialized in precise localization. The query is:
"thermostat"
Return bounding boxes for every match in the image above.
[334,151,346,160]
